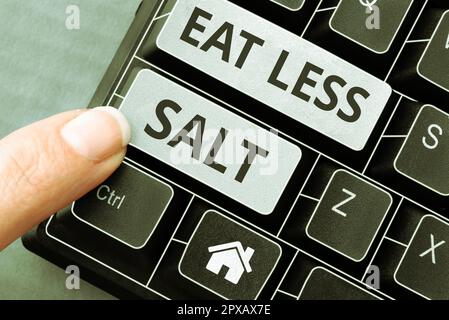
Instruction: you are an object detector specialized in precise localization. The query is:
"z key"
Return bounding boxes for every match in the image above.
[395,215,449,299]
[306,170,392,261]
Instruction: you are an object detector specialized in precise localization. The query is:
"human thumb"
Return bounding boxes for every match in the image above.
[0,107,130,250]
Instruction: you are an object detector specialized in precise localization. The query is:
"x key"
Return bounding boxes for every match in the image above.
[395,215,449,299]
[419,234,445,265]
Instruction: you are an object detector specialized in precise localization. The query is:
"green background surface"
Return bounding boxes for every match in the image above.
[0,0,141,299]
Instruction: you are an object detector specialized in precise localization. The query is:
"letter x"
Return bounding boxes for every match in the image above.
[419,234,445,264]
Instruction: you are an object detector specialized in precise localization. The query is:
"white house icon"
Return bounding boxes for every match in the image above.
[206,241,255,284]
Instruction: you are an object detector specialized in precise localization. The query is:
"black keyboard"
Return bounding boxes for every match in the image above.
[23,0,449,300]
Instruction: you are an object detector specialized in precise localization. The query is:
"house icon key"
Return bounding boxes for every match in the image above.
[206,241,255,284]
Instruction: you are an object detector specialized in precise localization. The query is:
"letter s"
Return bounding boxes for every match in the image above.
[422,124,443,150]
[338,86,370,123]
[145,99,182,140]
[314,75,347,111]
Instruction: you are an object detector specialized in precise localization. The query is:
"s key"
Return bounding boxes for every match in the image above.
[395,105,449,196]
[395,215,449,299]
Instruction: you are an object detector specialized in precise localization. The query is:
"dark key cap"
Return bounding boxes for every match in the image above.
[386,6,449,105]
[395,105,449,196]
[418,10,449,92]
[330,0,414,53]
[306,169,392,261]
[299,267,381,300]
[395,215,449,299]
[179,210,282,299]
[72,162,174,249]
[270,0,305,10]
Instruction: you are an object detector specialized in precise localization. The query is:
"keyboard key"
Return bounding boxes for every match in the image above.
[362,200,436,299]
[269,0,305,11]
[72,162,174,249]
[298,267,381,300]
[417,10,449,92]
[330,0,414,54]
[386,5,449,105]
[306,169,392,261]
[119,69,302,215]
[179,210,282,299]
[157,0,392,151]
[395,105,449,196]
[395,215,449,299]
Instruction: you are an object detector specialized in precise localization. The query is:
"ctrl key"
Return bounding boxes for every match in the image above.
[395,215,449,299]
[72,162,174,249]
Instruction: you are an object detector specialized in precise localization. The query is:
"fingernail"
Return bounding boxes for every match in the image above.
[61,107,131,161]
